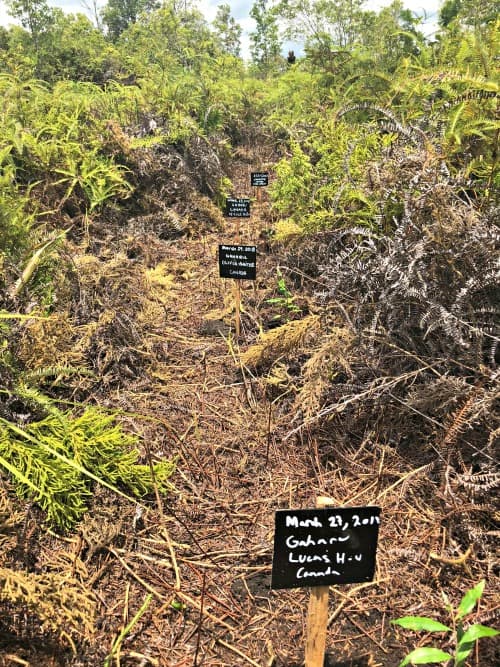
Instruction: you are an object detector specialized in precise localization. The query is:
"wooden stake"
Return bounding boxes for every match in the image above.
[234,280,241,339]
[256,186,262,202]
[305,496,336,667]
[234,215,241,339]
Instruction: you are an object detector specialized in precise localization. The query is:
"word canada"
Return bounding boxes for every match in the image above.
[271,506,380,590]
[225,197,250,217]
[218,245,257,280]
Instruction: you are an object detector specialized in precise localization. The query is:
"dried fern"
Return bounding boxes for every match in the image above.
[0,483,22,552]
[241,315,319,369]
[438,388,484,466]
[0,566,95,639]
[297,327,354,421]
[458,471,500,493]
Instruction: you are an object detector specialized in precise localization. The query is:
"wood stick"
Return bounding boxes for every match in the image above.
[305,496,336,667]
[217,638,262,667]
[234,214,241,339]
[234,280,241,338]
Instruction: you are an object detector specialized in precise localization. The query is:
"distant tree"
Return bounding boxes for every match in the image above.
[439,0,462,28]
[213,3,242,57]
[117,3,218,76]
[43,12,114,81]
[101,0,159,40]
[0,26,9,52]
[276,0,365,50]
[250,0,282,71]
[80,0,104,31]
[6,0,55,46]
[359,1,425,72]
[439,0,498,29]
[3,9,114,81]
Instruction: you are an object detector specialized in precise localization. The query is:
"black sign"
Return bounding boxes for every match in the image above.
[271,506,380,590]
[251,172,269,187]
[225,198,250,217]
[219,245,257,280]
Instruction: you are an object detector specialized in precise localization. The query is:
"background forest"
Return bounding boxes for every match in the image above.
[0,1,498,666]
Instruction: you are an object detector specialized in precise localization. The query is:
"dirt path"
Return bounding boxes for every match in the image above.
[8,143,490,667]
[99,146,400,667]
[140,146,321,666]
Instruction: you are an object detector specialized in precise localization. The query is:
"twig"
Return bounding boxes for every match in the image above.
[328,580,387,626]
[176,590,236,632]
[430,545,473,566]
[107,547,169,603]
[376,464,431,501]
[346,615,389,654]
[193,571,206,667]
[216,638,262,667]
[284,368,430,440]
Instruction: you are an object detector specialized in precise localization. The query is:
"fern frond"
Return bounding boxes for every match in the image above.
[0,482,23,552]
[438,389,483,464]
[336,102,424,145]
[0,408,175,529]
[13,382,66,420]
[458,472,500,492]
[297,327,354,421]
[0,428,90,529]
[449,90,498,105]
[21,365,94,382]
[0,565,95,639]
[241,315,320,369]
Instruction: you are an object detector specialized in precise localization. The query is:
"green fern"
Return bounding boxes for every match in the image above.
[0,408,175,530]
[0,423,89,529]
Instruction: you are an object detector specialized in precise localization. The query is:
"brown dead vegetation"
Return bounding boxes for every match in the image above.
[1,140,498,667]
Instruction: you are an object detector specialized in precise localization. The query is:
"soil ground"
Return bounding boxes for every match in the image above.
[1,143,498,667]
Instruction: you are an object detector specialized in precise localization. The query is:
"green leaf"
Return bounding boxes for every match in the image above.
[455,642,474,667]
[399,647,453,666]
[392,617,451,632]
[458,624,499,645]
[456,580,485,620]
[454,624,498,666]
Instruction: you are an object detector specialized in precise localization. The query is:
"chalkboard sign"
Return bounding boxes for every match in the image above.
[271,506,380,590]
[251,172,269,187]
[219,245,257,280]
[225,198,250,217]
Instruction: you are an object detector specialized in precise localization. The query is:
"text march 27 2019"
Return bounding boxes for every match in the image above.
[218,245,257,281]
[271,506,381,590]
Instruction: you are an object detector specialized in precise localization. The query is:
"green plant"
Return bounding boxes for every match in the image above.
[266,268,302,319]
[392,580,499,666]
[103,593,153,667]
[0,406,176,530]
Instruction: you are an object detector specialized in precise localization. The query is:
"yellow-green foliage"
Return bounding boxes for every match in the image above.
[0,565,95,639]
[241,315,320,369]
[0,407,175,530]
[0,76,134,214]
[0,483,95,640]
[271,123,388,230]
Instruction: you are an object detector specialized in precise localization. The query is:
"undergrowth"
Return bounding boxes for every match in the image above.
[0,407,175,530]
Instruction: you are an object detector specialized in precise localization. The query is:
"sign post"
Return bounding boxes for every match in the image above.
[306,497,335,667]
[223,199,251,338]
[218,244,256,338]
[251,172,269,202]
[271,501,381,667]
